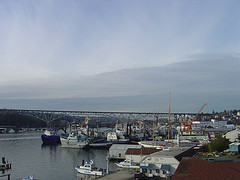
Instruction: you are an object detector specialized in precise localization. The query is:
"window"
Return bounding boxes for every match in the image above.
[156,169,160,173]
[119,153,121,157]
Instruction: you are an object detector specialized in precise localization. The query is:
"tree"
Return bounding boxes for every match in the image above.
[208,136,230,152]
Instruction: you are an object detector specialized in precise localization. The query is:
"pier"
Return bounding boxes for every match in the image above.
[0,157,11,172]
[99,169,135,180]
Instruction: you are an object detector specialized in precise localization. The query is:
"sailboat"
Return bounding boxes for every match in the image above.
[139,93,173,148]
[138,109,166,148]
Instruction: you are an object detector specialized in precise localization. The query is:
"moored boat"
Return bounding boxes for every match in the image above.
[88,138,113,148]
[41,129,60,144]
[60,132,88,149]
[22,175,36,180]
[75,160,103,176]
[116,159,139,169]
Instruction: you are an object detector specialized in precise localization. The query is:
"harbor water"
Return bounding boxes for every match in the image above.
[0,131,117,180]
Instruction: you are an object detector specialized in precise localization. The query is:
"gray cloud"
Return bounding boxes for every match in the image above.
[0,54,239,112]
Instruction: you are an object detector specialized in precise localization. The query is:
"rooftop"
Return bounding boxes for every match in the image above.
[172,157,240,180]
[151,146,194,158]
[109,144,142,150]
[125,148,162,155]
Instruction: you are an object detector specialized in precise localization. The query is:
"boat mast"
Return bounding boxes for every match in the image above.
[168,92,171,142]
[153,109,155,142]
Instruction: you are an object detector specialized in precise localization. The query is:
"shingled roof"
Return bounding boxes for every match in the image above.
[172,157,240,180]
[125,148,162,155]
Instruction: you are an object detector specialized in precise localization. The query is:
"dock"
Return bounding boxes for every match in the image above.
[98,169,134,180]
[0,157,11,172]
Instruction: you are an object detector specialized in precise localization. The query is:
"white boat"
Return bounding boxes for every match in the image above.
[138,141,166,148]
[22,175,36,180]
[116,159,139,169]
[75,160,103,176]
[8,128,15,133]
[60,132,88,149]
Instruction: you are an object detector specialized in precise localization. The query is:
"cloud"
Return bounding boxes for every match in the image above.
[0,0,239,79]
[0,1,239,112]
[0,54,239,112]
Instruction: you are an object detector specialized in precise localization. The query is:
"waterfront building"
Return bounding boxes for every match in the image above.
[139,147,195,178]
[125,148,162,163]
[179,130,209,141]
[122,146,195,178]
[108,144,142,160]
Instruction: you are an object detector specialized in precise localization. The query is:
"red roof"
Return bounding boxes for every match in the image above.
[125,148,161,155]
[172,157,240,180]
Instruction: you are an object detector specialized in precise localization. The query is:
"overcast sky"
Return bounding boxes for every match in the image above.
[0,0,239,113]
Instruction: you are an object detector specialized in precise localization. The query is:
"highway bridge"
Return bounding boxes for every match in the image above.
[0,108,201,124]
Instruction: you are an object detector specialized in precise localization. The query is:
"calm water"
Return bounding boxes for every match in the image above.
[0,132,117,180]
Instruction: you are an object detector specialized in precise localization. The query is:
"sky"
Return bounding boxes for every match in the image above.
[0,0,239,113]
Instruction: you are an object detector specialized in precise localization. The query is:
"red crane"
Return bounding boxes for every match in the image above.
[181,99,210,131]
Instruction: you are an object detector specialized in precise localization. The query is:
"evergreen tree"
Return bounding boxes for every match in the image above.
[208,136,230,152]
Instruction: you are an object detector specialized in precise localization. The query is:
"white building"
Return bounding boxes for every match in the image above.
[125,148,162,163]
[223,126,240,142]
[191,120,228,130]
[140,147,195,178]
[125,146,196,179]
[108,144,142,160]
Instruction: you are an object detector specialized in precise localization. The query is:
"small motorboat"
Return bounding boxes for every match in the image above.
[22,175,36,180]
[75,160,103,176]
[116,159,139,169]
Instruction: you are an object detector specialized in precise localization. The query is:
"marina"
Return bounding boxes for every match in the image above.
[0,132,117,180]
[0,0,239,179]
[0,109,240,179]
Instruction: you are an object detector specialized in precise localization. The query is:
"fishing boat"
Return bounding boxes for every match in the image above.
[75,160,103,176]
[88,137,113,148]
[60,132,88,149]
[116,159,139,169]
[41,129,60,144]
[107,131,135,145]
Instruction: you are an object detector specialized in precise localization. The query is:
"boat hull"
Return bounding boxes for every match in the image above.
[116,163,139,169]
[75,167,103,176]
[60,137,88,149]
[41,134,60,144]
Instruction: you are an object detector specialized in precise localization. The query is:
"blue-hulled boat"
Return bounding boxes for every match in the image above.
[41,129,60,144]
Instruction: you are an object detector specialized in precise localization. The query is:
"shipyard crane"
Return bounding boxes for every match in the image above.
[181,99,210,131]
[80,117,89,128]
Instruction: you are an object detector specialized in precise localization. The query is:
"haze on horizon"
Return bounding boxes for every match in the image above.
[0,0,239,113]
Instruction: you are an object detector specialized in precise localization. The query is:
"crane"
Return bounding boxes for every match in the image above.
[181,99,210,131]
[80,117,89,128]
